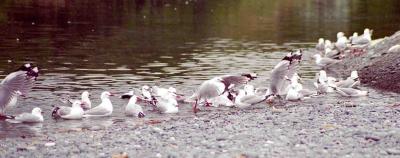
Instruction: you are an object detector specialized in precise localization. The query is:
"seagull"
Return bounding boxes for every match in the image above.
[189,73,257,112]
[209,91,235,107]
[331,86,368,97]
[52,100,85,120]
[349,32,358,44]
[83,91,114,117]
[351,28,372,46]
[234,89,273,108]
[316,38,325,52]
[286,84,305,101]
[141,85,152,100]
[324,48,341,59]
[324,40,334,50]
[125,95,145,118]
[0,63,39,119]
[81,91,91,110]
[244,84,255,95]
[335,71,360,88]
[152,86,178,106]
[314,71,336,94]
[313,54,340,68]
[285,74,316,101]
[153,95,179,114]
[335,33,349,52]
[269,50,302,97]
[120,90,134,99]
[6,107,43,123]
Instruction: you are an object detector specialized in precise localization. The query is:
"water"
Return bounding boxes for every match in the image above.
[1,0,400,138]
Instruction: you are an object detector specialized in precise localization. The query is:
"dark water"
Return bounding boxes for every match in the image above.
[1,0,400,138]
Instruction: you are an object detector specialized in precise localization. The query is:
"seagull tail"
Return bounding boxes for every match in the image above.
[5,119,22,124]
[51,107,61,120]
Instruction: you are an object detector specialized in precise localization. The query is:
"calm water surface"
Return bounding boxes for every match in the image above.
[1,0,400,138]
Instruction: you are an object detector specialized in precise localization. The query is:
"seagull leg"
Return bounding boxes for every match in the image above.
[205,100,212,107]
[193,99,198,113]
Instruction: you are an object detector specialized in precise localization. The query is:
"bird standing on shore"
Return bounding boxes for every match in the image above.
[83,91,114,117]
[125,95,145,117]
[189,73,257,112]
[52,100,85,120]
[6,107,44,123]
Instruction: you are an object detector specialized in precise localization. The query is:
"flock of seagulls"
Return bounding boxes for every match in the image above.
[0,28,374,124]
[313,28,373,68]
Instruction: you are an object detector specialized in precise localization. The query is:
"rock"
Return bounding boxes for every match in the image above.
[364,136,380,141]
[152,127,163,133]
[112,152,128,158]
[386,149,400,155]
[44,142,56,147]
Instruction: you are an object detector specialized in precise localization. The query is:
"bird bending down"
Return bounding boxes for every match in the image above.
[190,73,257,113]
[52,100,85,120]
[0,63,39,119]
[6,107,44,123]
[83,91,114,117]
[125,95,145,118]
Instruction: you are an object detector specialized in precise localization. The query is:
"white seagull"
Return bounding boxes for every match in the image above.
[81,91,91,110]
[52,100,85,120]
[209,91,235,107]
[141,85,152,100]
[189,73,257,112]
[335,32,349,52]
[6,107,44,123]
[316,38,325,52]
[153,95,179,114]
[0,63,39,119]
[269,50,302,97]
[313,54,340,68]
[335,71,360,88]
[234,89,273,108]
[125,95,145,118]
[351,28,372,46]
[83,91,114,117]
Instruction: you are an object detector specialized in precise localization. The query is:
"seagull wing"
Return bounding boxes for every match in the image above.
[337,87,361,96]
[220,75,250,88]
[270,61,290,95]
[57,106,72,117]
[319,57,340,66]
[195,80,224,100]
[0,86,17,112]
[240,94,265,105]
[84,105,109,116]
[14,113,39,122]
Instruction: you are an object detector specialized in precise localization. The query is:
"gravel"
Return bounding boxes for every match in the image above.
[1,98,399,157]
